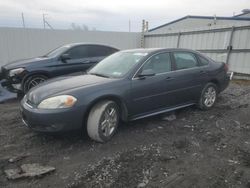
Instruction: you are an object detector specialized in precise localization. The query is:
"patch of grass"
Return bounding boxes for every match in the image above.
[232,79,250,86]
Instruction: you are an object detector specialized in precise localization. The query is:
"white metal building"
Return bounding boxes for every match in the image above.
[149,13,250,34]
[234,10,250,18]
[145,11,250,75]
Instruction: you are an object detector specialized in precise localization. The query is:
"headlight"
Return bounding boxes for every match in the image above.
[37,95,77,109]
[9,68,25,77]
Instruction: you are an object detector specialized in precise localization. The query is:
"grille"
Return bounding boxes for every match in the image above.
[26,99,34,106]
[26,95,36,107]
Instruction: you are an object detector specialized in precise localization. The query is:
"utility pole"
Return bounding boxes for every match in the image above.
[43,13,46,29]
[141,19,146,48]
[213,14,217,25]
[42,13,53,29]
[129,19,131,32]
[21,12,25,28]
[145,21,149,32]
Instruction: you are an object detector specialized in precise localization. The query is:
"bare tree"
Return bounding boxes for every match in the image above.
[71,23,91,31]
[71,23,82,30]
[82,24,89,31]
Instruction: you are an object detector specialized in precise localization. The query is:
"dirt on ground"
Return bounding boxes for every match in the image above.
[1,82,250,188]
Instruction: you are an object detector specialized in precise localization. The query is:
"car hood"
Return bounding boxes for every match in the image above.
[3,57,51,70]
[26,74,113,105]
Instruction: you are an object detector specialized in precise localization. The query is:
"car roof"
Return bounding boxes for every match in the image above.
[63,43,119,49]
[122,48,162,53]
[121,48,200,54]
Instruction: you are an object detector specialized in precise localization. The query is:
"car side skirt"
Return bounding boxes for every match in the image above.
[130,103,195,121]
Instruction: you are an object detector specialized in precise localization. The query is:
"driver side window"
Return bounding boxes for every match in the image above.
[66,46,88,59]
[142,52,171,74]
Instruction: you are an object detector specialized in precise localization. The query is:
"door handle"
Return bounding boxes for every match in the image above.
[82,60,91,63]
[166,76,174,81]
[199,70,207,74]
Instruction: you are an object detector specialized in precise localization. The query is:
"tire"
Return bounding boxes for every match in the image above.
[198,83,218,110]
[23,75,48,93]
[87,100,119,142]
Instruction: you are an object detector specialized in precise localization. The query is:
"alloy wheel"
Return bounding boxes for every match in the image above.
[27,77,46,90]
[204,86,216,107]
[100,107,118,137]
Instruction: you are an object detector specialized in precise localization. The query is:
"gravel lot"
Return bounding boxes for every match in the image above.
[1,81,250,188]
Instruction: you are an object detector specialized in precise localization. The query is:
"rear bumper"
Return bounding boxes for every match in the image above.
[220,73,230,92]
[20,99,85,132]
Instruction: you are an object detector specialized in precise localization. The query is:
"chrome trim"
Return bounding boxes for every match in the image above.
[25,101,34,109]
[132,64,209,80]
[130,103,195,121]
[22,118,29,127]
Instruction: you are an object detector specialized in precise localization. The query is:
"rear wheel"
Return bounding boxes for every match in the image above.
[87,100,119,142]
[23,75,48,93]
[198,83,217,110]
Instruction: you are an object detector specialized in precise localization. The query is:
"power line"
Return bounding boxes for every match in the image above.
[45,20,53,29]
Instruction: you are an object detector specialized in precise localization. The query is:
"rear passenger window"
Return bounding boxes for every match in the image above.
[88,46,117,57]
[173,52,198,70]
[198,55,209,66]
[142,52,171,74]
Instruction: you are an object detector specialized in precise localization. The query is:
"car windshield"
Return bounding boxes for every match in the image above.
[43,45,70,57]
[88,51,148,78]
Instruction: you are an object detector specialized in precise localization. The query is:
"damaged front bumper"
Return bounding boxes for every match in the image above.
[0,67,23,93]
[1,79,22,93]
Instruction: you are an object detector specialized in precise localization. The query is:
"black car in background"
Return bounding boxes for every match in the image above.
[0,43,118,93]
[20,48,230,142]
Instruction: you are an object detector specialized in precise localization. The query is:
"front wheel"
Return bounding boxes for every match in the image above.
[23,75,48,93]
[198,83,218,110]
[87,100,119,142]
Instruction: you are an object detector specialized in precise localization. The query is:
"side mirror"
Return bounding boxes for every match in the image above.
[138,69,155,79]
[61,54,71,62]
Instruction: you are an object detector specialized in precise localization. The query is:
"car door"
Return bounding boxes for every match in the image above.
[61,45,94,73]
[170,51,209,105]
[130,52,176,116]
[51,45,94,77]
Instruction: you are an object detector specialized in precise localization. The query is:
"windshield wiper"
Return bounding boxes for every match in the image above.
[89,73,110,78]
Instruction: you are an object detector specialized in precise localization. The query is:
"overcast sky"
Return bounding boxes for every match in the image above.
[0,0,249,31]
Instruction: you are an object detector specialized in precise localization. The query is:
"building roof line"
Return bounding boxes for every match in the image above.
[148,15,250,32]
[234,12,250,17]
